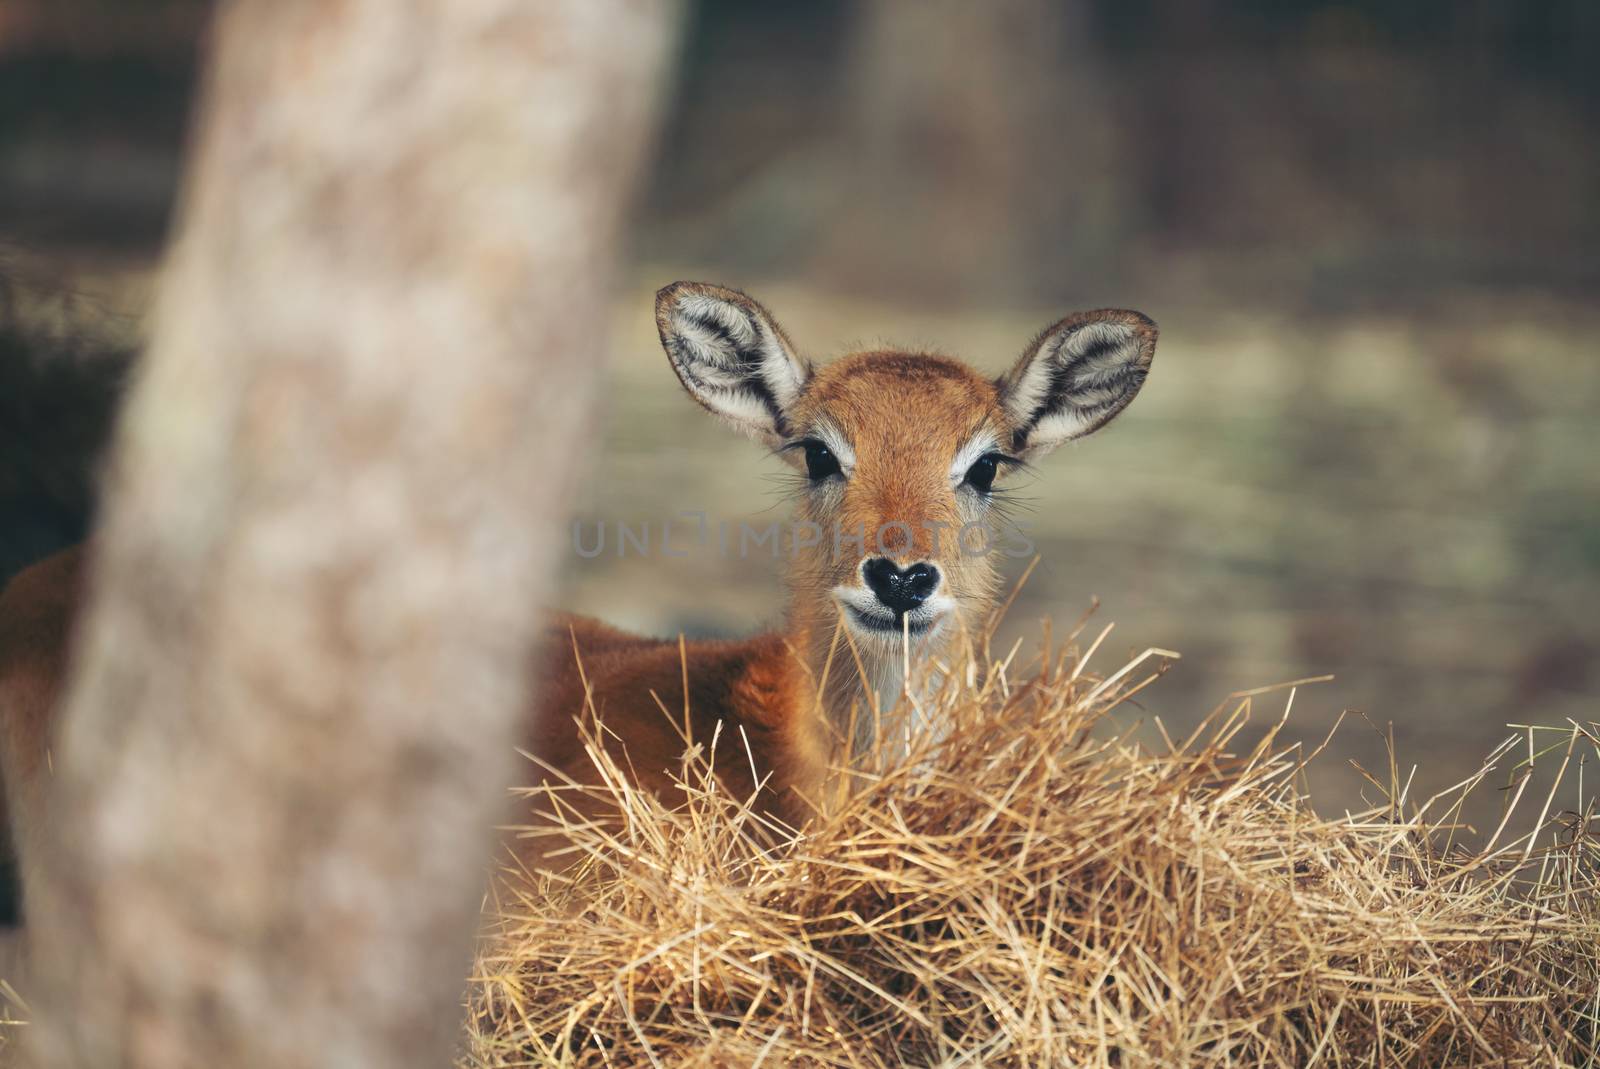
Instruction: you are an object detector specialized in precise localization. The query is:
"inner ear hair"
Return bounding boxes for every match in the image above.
[999,308,1157,455]
[656,281,811,442]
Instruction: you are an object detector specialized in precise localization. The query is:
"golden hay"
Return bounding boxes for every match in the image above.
[466,614,1599,1068]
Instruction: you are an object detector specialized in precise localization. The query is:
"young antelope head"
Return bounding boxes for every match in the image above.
[655,282,1157,730]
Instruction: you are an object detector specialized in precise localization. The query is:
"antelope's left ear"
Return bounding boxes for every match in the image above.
[997,309,1157,459]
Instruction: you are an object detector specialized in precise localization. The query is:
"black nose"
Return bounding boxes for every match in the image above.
[862,558,941,615]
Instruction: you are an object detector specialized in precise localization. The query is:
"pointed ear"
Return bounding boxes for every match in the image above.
[655,281,811,445]
[997,309,1157,459]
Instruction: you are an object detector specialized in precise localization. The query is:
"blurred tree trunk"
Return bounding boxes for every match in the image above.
[22,2,678,1066]
[821,0,1123,302]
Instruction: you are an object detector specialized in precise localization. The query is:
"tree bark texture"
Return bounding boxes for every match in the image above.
[23,2,679,1065]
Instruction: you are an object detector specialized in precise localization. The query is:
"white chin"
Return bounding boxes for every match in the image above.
[831,586,957,643]
[842,604,945,640]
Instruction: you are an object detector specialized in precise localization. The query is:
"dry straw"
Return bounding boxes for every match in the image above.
[467,609,1598,1068]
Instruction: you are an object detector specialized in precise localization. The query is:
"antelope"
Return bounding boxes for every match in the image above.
[0,281,1156,926]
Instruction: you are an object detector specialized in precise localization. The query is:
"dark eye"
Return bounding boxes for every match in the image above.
[963,453,1007,494]
[802,439,842,482]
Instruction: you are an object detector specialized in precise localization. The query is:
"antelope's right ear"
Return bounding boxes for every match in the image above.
[655,281,811,446]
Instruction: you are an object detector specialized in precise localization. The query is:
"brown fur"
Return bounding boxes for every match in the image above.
[0,545,88,905]
[0,282,1156,923]
[523,617,823,867]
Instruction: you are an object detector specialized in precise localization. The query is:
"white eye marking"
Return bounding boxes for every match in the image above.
[949,430,999,486]
[807,419,856,476]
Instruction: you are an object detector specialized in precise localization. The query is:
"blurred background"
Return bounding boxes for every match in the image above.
[1,0,1596,825]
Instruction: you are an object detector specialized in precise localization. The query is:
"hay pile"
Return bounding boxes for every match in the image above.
[465,616,1599,1067]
